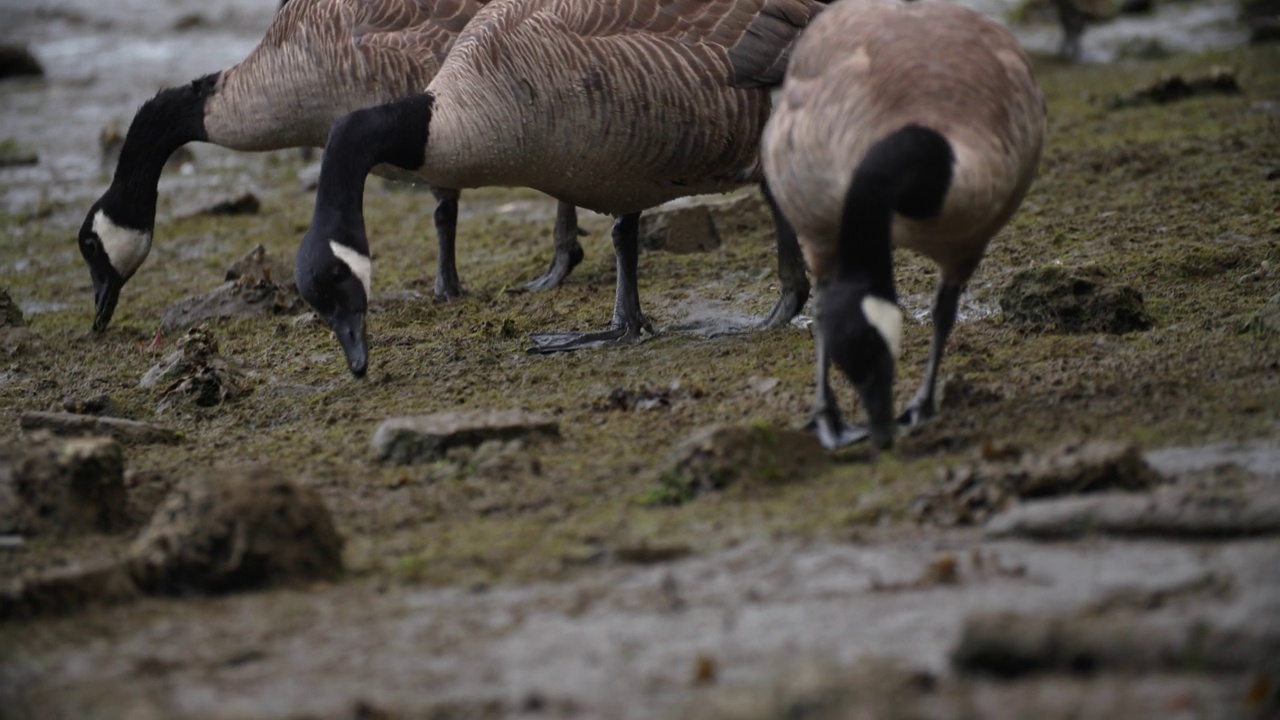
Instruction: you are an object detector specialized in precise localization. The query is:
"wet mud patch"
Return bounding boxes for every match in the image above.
[999,266,1152,334]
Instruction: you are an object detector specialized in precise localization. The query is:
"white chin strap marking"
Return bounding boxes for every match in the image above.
[862,295,902,360]
[93,210,152,280]
[329,241,372,299]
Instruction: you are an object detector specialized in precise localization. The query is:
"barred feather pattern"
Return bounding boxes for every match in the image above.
[204,0,488,151]
[420,0,825,215]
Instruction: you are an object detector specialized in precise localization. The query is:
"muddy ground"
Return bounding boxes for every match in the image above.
[1,0,1279,718]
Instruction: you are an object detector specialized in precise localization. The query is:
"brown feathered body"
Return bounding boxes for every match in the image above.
[762,0,1046,285]
[205,0,485,152]
[418,0,825,215]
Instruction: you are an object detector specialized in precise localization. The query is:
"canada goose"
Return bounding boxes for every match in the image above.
[297,0,823,376]
[761,0,1046,450]
[77,0,585,333]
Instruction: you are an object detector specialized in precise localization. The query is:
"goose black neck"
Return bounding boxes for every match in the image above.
[106,73,217,230]
[837,124,955,301]
[311,93,434,235]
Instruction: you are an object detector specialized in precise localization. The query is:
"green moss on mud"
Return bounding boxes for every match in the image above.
[1,46,1278,596]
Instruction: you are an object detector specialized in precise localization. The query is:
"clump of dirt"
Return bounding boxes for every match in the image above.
[224,243,295,289]
[139,326,247,410]
[0,431,127,537]
[159,275,304,334]
[1,560,138,622]
[999,266,1152,334]
[177,191,261,219]
[593,380,706,412]
[646,422,825,506]
[912,441,1166,526]
[60,393,117,416]
[128,465,343,595]
[0,287,24,328]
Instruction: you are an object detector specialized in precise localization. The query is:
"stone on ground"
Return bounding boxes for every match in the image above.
[371,410,560,465]
[19,411,180,445]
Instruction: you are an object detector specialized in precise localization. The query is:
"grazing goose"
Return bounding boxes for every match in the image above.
[297,0,823,376]
[77,0,585,333]
[761,0,1046,450]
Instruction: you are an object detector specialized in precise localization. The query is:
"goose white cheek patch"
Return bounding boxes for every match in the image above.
[329,241,372,300]
[861,295,902,360]
[93,210,152,280]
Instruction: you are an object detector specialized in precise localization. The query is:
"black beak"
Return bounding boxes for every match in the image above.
[330,309,368,378]
[850,352,896,452]
[92,272,123,332]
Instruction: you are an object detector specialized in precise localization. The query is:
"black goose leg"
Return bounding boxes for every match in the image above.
[431,186,462,301]
[1054,0,1085,59]
[528,212,654,353]
[760,182,812,328]
[525,201,587,291]
[899,279,963,426]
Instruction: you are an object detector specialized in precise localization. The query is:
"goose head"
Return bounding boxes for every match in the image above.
[78,196,153,332]
[818,278,902,451]
[78,73,216,331]
[296,227,372,379]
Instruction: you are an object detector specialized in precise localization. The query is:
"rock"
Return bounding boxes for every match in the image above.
[999,265,1152,334]
[140,326,246,410]
[18,411,180,445]
[0,287,25,327]
[225,243,295,289]
[639,203,720,253]
[647,422,824,506]
[177,191,261,219]
[60,393,117,416]
[1241,293,1280,337]
[0,560,139,622]
[128,466,343,594]
[371,410,560,465]
[0,432,127,536]
[912,441,1165,527]
[159,276,304,334]
[985,481,1280,539]
[704,189,775,243]
[1107,69,1242,110]
[952,610,1279,677]
[0,138,38,168]
[0,43,44,80]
